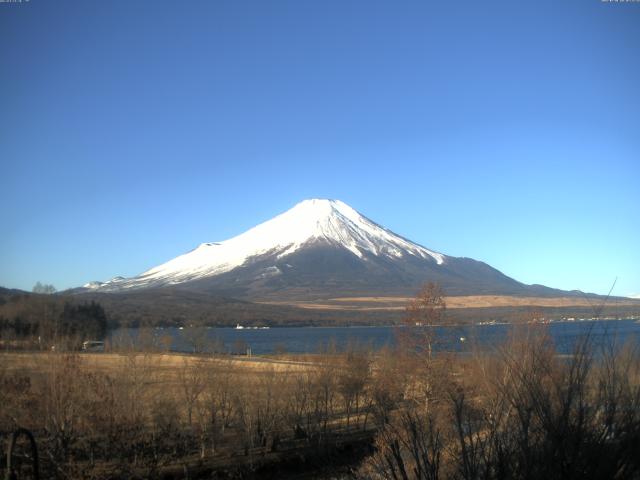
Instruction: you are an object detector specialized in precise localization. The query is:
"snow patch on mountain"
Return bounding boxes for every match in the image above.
[86,199,446,291]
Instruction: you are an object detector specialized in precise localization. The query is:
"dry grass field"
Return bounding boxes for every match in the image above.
[1,351,314,376]
[259,294,640,311]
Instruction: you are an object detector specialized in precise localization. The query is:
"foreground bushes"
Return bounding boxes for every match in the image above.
[0,347,375,478]
[360,327,640,480]
[2,326,640,479]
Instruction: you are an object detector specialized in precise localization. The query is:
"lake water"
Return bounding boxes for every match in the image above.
[110,319,640,355]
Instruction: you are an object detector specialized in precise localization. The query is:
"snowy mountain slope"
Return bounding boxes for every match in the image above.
[86,199,447,292]
[81,199,566,299]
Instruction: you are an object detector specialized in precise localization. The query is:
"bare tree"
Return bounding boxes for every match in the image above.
[178,357,207,426]
[396,283,448,415]
[402,282,446,361]
[196,356,236,457]
[183,327,209,354]
[370,346,407,427]
[40,353,84,463]
[338,343,371,430]
[33,281,57,294]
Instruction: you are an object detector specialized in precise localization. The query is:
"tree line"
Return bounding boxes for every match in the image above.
[0,293,108,349]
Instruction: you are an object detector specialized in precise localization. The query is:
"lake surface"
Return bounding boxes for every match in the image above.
[110,319,640,355]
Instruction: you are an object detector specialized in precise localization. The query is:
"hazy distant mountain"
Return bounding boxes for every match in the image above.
[78,199,579,299]
[0,286,27,302]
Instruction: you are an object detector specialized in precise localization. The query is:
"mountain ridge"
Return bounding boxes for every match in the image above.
[77,199,595,300]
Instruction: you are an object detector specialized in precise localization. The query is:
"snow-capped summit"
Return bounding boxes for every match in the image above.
[191,198,445,263]
[88,199,446,292]
[83,199,541,298]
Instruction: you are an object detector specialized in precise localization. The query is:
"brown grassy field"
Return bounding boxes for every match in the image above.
[1,351,314,375]
[259,294,640,311]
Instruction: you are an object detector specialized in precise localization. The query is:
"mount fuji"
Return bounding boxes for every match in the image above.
[80,199,567,299]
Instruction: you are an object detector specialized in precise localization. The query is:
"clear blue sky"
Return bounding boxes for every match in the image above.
[1,0,638,296]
